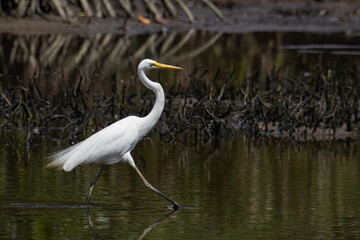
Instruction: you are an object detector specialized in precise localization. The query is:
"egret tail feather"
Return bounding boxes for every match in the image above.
[45,145,78,171]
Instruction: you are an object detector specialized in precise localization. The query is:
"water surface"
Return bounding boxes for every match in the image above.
[1,31,360,239]
[1,133,360,239]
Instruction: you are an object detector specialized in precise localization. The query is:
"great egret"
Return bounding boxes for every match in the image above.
[47,59,182,209]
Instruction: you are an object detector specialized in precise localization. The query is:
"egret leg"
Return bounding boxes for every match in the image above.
[131,164,180,209]
[86,165,105,206]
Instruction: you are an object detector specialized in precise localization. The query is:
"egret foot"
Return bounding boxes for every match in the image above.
[165,204,181,210]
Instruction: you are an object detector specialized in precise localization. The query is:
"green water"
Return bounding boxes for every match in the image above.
[1,134,360,239]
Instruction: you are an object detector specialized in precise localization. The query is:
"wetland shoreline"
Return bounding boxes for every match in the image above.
[0,1,359,36]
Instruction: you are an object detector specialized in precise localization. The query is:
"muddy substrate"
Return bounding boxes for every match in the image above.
[1,66,360,147]
[0,1,360,35]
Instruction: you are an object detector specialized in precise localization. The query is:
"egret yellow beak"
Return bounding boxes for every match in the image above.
[154,62,183,70]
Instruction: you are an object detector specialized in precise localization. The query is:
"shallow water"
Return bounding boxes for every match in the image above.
[1,31,360,239]
[1,133,360,239]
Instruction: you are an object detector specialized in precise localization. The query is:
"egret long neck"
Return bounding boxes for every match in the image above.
[138,69,165,137]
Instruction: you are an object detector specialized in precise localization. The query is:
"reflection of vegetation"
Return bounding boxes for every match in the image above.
[3,32,358,92]
[0,31,223,92]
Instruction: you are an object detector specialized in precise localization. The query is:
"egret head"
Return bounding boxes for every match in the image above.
[139,59,183,71]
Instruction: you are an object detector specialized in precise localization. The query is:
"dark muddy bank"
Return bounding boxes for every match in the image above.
[0,1,360,35]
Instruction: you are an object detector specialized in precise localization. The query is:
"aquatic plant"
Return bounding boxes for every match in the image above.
[232,65,360,141]
[2,63,360,150]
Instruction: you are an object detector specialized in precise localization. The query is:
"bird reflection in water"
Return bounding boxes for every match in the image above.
[86,207,180,239]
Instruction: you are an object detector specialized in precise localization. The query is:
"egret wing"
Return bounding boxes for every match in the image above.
[48,116,140,172]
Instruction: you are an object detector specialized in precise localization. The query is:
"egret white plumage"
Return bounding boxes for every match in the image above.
[47,59,182,209]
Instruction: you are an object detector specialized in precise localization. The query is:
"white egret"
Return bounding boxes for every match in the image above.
[47,59,182,209]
